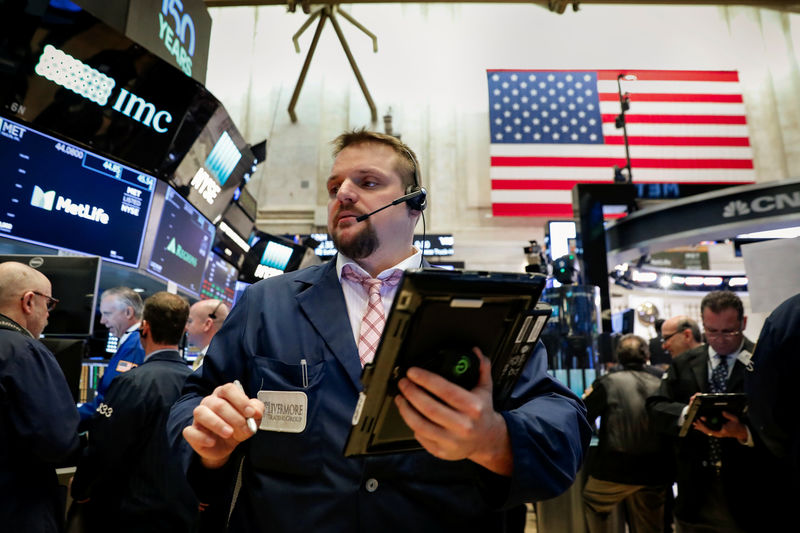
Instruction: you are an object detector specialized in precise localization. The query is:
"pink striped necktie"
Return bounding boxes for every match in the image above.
[341,265,403,366]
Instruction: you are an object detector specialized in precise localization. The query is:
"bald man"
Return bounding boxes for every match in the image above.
[660,315,702,359]
[185,299,229,370]
[0,261,80,532]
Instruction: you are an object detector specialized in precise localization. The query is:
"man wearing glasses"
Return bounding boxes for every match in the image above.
[0,261,80,532]
[185,299,229,370]
[659,315,702,360]
[647,291,774,532]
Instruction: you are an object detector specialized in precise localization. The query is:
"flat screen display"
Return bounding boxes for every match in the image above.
[0,117,155,267]
[0,254,100,336]
[146,186,215,296]
[168,107,255,223]
[0,3,214,176]
[200,252,238,306]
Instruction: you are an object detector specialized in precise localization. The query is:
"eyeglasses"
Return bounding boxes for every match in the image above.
[660,331,680,343]
[22,290,59,311]
[702,326,742,338]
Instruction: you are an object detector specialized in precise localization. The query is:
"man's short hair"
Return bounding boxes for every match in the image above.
[101,287,144,319]
[143,292,189,345]
[616,334,650,366]
[675,317,702,342]
[701,291,744,321]
[331,128,420,191]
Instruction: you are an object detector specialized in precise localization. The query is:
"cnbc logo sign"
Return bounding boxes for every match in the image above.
[30,185,110,224]
[34,45,173,134]
[165,237,198,266]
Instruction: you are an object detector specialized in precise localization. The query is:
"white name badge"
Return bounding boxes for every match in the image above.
[257,390,308,433]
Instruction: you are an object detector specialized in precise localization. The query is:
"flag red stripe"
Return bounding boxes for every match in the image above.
[597,93,743,103]
[491,157,754,169]
[601,114,747,125]
[491,179,756,190]
[487,69,740,83]
[596,70,740,82]
[492,179,587,190]
[492,203,574,217]
[603,135,750,146]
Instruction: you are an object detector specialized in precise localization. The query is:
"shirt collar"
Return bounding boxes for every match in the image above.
[144,347,177,362]
[336,247,422,281]
[118,321,141,345]
[708,337,745,362]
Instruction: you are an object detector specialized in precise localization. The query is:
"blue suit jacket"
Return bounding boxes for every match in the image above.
[168,259,590,532]
[79,329,145,424]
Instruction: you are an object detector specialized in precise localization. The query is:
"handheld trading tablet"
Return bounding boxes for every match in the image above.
[679,392,748,437]
[343,268,550,457]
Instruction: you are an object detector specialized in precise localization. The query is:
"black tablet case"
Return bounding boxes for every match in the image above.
[679,392,748,437]
[343,268,549,457]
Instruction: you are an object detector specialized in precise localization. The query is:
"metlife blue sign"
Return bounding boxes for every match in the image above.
[0,117,156,267]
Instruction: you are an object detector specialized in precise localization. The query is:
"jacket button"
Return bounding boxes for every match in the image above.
[365,478,378,492]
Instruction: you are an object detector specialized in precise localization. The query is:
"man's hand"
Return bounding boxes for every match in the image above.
[394,347,513,476]
[182,382,264,469]
[693,411,748,441]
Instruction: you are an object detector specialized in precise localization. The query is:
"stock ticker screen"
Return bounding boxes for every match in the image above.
[200,252,238,306]
[0,116,155,267]
[146,186,215,296]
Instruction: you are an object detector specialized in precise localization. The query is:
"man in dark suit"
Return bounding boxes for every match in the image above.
[71,292,197,533]
[647,291,773,532]
[166,129,591,532]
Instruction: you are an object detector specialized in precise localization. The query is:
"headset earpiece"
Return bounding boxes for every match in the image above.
[405,185,427,211]
[404,148,427,212]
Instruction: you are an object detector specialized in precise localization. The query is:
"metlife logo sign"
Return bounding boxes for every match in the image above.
[30,185,110,224]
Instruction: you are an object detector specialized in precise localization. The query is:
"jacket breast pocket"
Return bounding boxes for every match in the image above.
[248,356,325,477]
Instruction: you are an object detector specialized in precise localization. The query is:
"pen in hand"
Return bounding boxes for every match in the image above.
[234,380,258,434]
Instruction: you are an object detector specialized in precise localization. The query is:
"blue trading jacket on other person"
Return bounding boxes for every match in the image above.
[78,329,145,427]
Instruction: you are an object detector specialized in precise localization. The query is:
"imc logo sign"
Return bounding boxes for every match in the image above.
[30,186,110,224]
[159,0,196,77]
[34,45,173,134]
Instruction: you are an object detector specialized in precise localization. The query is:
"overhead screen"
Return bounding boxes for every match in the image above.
[168,106,256,223]
[146,185,215,296]
[0,117,155,267]
[0,3,216,176]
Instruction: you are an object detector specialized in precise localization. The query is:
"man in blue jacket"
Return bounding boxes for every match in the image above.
[78,286,145,428]
[168,129,591,532]
[0,261,80,532]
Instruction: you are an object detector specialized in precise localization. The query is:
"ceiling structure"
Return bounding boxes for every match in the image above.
[204,1,800,15]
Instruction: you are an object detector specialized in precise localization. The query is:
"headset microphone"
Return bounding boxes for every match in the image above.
[354,188,427,223]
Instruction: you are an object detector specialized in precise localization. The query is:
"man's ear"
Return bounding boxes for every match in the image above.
[20,292,34,315]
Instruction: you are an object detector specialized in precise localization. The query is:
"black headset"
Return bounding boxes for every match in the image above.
[403,148,427,212]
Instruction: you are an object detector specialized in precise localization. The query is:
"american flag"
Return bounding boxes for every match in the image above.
[488,69,755,217]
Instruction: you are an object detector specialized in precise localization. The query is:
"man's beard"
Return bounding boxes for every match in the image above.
[332,220,380,259]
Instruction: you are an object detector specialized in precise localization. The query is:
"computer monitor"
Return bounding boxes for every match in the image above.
[200,252,238,307]
[0,254,100,336]
[40,338,86,403]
